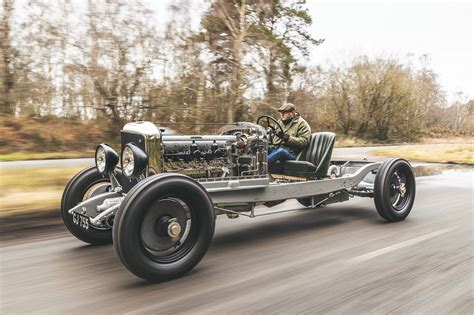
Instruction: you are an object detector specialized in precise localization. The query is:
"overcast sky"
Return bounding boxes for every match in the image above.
[306,0,473,102]
[17,0,468,103]
[154,0,472,103]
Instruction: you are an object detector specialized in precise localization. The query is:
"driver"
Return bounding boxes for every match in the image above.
[268,103,311,173]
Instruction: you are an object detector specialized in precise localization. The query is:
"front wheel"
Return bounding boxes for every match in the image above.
[113,174,215,282]
[61,166,117,245]
[374,159,416,222]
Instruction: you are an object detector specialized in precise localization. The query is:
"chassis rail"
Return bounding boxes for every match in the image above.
[204,162,380,204]
[67,161,380,228]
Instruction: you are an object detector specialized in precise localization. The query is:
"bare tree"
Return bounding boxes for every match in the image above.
[200,0,251,122]
[254,0,323,104]
[0,0,15,115]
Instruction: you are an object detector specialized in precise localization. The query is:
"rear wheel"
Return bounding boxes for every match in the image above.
[374,159,416,222]
[113,174,215,282]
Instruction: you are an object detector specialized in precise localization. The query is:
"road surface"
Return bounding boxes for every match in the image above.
[1,168,472,313]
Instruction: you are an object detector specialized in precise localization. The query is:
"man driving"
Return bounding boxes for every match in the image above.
[268,103,311,173]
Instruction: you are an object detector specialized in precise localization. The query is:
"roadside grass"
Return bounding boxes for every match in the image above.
[336,136,474,148]
[418,137,474,145]
[370,144,474,165]
[0,151,93,162]
[334,136,373,148]
[0,167,85,217]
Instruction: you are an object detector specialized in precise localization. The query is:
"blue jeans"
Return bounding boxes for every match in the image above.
[268,148,295,173]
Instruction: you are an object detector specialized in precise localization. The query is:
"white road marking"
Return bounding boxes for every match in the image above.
[350,227,455,263]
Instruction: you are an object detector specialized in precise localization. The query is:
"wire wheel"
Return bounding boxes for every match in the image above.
[389,171,411,211]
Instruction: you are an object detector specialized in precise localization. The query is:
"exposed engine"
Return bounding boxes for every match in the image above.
[161,122,268,178]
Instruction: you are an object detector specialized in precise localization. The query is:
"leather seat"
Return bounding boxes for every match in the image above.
[283,160,316,173]
[282,132,336,178]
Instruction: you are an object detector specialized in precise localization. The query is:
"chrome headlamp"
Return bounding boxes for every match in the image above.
[95,144,119,174]
[121,143,148,177]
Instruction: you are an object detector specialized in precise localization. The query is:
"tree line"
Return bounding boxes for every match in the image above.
[1,0,472,140]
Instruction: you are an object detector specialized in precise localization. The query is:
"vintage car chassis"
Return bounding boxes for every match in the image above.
[62,120,416,282]
[68,161,380,226]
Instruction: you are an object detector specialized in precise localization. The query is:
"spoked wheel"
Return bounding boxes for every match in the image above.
[374,159,416,222]
[113,174,215,282]
[256,115,284,145]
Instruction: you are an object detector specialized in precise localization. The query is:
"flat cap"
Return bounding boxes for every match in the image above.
[277,103,296,112]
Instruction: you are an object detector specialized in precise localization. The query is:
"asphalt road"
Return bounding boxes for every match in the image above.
[1,168,472,314]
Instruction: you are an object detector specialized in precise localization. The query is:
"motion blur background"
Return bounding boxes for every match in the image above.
[0,0,474,221]
[0,0,472,225]
[1,0,473,136]
[1,1,473,313]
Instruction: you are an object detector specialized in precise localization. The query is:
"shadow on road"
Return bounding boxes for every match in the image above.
[211,206,378,249]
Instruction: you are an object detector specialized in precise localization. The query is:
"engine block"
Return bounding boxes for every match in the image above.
[161,135,235,178]
[120,122,269,181]
[161,132,268,178]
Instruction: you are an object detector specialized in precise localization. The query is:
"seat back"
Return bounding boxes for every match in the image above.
[296,132,336,178]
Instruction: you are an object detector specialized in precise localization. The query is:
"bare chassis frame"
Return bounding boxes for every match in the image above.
[69,161,381,227]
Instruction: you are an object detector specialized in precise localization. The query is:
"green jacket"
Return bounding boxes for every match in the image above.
[274,117,311,156]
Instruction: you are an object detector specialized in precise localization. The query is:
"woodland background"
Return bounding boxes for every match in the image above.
[1,0,473,155]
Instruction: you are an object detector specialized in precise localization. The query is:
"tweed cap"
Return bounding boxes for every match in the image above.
[277,103,296,112]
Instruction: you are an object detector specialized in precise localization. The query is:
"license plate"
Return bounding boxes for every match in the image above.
[72,212,89,230]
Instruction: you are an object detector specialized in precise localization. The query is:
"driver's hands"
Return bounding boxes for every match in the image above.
[276,130,290,141]
[276,130,285,139]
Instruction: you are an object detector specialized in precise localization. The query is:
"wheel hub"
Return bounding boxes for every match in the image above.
[140,199,188,252]
[389,170,410,210]
[167,219,182,239]
[399,182,406,197]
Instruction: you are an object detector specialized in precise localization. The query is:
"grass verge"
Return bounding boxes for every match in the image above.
[0,167,85,218]
[370,144,474,165]
[334,136,374,148]
[0,151,94,162]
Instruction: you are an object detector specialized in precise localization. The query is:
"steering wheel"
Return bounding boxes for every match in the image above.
[256,115,285,146]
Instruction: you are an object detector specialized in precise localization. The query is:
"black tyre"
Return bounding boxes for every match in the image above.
[374,158,416,222]
[113,173,215,282]
[61,166,118,245]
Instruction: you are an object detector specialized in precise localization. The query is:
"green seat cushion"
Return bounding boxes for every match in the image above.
[282,132,335,178]
[283,160,317,173]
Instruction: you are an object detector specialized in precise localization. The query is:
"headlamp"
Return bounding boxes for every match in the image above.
[121,143,148,177]
[95,144,119,174]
